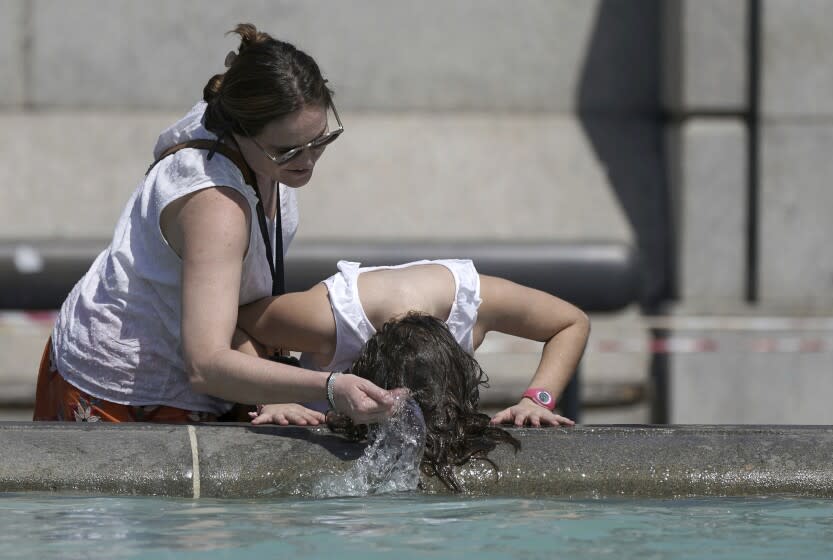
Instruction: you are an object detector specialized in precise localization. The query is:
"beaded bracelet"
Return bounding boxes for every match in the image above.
[326,371,341,411]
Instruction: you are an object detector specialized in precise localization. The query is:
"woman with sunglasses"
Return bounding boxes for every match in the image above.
[33,24,397,425]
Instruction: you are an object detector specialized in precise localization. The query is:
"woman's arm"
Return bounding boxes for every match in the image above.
[475,275,590,426]
[163,186,393,423]
[237,283,337,359]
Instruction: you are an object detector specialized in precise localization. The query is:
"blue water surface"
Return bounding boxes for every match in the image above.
[1,493,833,560]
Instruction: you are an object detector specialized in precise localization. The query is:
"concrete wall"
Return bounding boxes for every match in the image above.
[667,307,833,424]
[0,0,663,251]
[661,0,833,423]
[662,0,833,311]
[666,119,747,303]
[28,0,656,113]
[662,0,749,303]
[670,0,833,310]
[758,0,833,310]
[0,1,24,108]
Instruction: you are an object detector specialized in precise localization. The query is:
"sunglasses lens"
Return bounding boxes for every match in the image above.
[311,130,342,149]
[277,128,342,164]
[277,148,303,165]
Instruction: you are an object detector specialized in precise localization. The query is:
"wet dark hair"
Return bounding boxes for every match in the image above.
[329,312,521,492]
[203,23,333,136]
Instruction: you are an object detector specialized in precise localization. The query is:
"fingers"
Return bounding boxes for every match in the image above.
[249,405,326,426]
[249,413,284,425]
[554,414,575,427]
[490,405,577,428]
[250,412,289,425]
[536,413,574,427]
[350,407,390,425]
[333,375,397,424]
[388,387,411,400]
[357,379,395,406]
[517,411,574,427]
[490,408,512,425]
[283,409,325,425]
[515,411,532,427]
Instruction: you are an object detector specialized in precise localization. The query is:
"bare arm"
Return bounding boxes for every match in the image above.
[476,275,590,426]
[164,186,393,422]
[237,283,336,359]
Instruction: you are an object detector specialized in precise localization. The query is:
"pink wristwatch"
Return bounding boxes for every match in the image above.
[522,388,555,410]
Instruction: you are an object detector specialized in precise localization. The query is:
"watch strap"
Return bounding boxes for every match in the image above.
[522,388,556,410]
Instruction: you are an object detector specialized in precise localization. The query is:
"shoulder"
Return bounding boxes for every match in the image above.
[151,146,255,207]
[161,186,253,258]
[167,186,252,231]
[475,275,527,330]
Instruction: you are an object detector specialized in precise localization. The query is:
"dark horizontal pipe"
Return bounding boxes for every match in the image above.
[0,240,640,311]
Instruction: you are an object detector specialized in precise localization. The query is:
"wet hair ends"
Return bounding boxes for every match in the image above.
[328,312,520,492]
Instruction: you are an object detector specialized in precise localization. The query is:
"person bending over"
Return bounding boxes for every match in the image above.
[238,259,590,427]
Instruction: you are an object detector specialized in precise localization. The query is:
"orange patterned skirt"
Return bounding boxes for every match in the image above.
[32,337,219,423]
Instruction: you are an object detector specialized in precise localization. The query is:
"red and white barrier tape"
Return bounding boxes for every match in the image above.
[595,336,827,354]
[481,336,829,354]
[0,311,58,330]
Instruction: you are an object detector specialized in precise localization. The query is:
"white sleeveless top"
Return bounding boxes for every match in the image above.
[301,259,482,373]
[51,101,299,414]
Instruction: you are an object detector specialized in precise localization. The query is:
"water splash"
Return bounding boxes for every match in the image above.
[313,397,426,498]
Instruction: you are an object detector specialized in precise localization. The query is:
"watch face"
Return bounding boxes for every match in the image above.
[537,391,552,405]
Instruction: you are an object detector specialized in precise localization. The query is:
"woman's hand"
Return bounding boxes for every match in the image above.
[331,373,396,424]
[490,398,575,427]
[249,403,326,426]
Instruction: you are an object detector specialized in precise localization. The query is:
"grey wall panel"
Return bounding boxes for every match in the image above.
[295,113,637,242]
[0,112,173,239]
[29,0,659,113]
[0,0,25,108]
[667,119,747,302]
[758,123,833,310]
[761,0,833,117]
[670,330,833,423]
[0,111,641,243]
[662,0,748,113]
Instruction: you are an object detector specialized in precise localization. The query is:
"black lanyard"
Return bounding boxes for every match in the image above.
[252,184,285,297]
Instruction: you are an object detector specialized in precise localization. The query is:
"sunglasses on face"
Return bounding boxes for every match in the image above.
[240,102,344,166]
